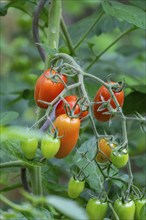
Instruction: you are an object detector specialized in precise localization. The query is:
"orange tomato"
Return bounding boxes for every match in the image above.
[34,69,67,109]
[96,138,116,163]
[53,114,80,159]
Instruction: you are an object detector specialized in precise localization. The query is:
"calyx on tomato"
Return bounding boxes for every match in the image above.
[20,138,38,160]
[68,176,85,199]
[34,68,67,109]
[53,114,80,158]
[55,95,88,120]
[86,197,108,220]
[96,138,116,163]
[41,134,60,159]
[114,198,135,220]
[110,148,129,168]
[93,81,124,122]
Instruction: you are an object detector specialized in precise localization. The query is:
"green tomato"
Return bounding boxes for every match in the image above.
[135,198,146,220]
[110,149,129,168]
[86,198,108,220]
[21,138,38,160]
[41,135,60,159]
[68,177,85,199]
[114,199,135,220]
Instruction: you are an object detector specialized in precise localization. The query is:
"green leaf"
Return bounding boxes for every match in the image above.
[123,91,146,114]
[102,0,146,29]
[73,137,104,192]
[0,111,19,125]
[47,196,88,220]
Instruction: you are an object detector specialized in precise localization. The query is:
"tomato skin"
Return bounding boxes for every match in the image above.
[96,138,116,163]
[114,199,135,220]
[110,149,129,168]
[53,114,80,158]
[41,135,60,159]
[55,95,88,120]
[93,82,124,122]
[34,69,67,109]
[86,198,108,220]
[21,138,38,160]
[68,177,85,199]
[135,199,146,220]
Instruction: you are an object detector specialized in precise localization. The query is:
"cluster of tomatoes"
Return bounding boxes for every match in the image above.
[68,175,146,220]
[20,68,125,161]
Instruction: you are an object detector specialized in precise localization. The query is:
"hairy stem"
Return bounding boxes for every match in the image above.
[0,160,26,169]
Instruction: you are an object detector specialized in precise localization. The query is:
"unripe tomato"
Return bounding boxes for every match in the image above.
[41,135,60,159]
[68,176,85,199]
[135,198,146,220]
[93,82,124,122]
[86,198,108,220]
[114,199,135,220]
[55,95,88,120]
[110,149,129,168]
[96,138,116,163]
[34,69,67,109]
[20,138,38,160]
[53,114,80,158]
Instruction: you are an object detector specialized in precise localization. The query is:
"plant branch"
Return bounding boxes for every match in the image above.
[86,27,136,70]
[0,183,22,193]
[61,18,76,55]
[74,9,104,50]
[0,160,26,169]
[32,0,46,62]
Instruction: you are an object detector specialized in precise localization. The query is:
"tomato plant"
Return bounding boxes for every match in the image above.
[34,69,67,109]
[96,138,116,163]
[20,138,38,160]
[110,148,129,168]
[93,82,124,122]
[135,198,146,220]
[114,199,135,220]
[55,95,88,119]
[53,114,80,158]
[86,198,108,220]
[68,176,85,199]
[41,134,60,159]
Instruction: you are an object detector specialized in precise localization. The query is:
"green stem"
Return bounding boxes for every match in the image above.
[86,27,136,70]
[74,9,104,50]
[45,0,61,68]
[37,166,43,196]
[0,183,22,193]
[28,166,39,195]
[61,18,75,55]
[0,160,26,169]
[109,203,119,220]
[0,194,31,213]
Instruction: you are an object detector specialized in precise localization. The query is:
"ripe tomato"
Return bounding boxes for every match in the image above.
[86,198,108,220]
[93,82,124,122]
[55,95,88,120]
[41,134,60,159]
[34,69,67,109]
[96,138,116,163]
[20,138,38,160]
[135,198,146,220]
[114,199,135,220]
[53,114,80,158]
[68,176,85,199]
[110,149,129,168]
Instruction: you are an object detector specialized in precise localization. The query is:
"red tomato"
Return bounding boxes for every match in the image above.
[55,95,88,120]
[93,82,124,122]
[53,114,80,158]
[34,69,67,109]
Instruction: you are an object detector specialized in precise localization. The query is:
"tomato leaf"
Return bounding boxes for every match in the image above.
[46,196,87,220]
[102,0,146,30]
[73,137,104,192]
[0,111,19,126]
